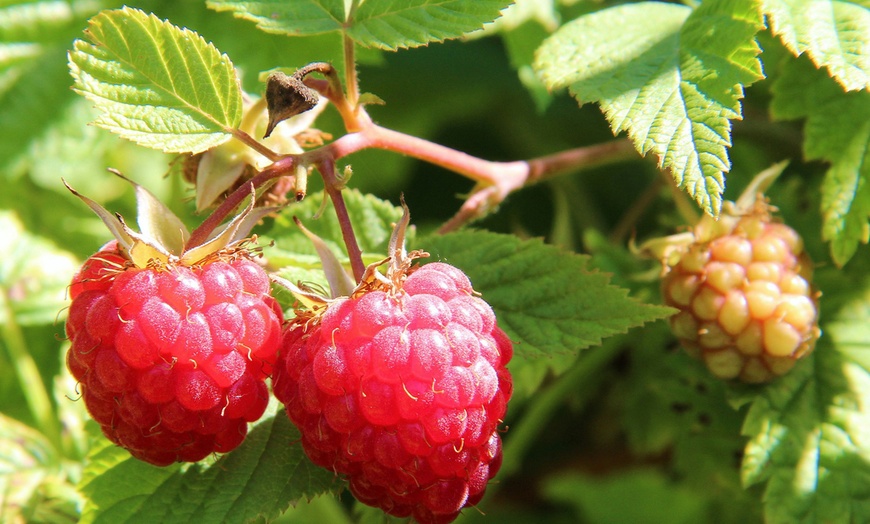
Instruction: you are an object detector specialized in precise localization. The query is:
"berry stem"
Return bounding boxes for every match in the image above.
[318,159,366,282]
[185,159,294,249]
[0,288,63,454]
[230,128,281,162]
[343,33,360,112]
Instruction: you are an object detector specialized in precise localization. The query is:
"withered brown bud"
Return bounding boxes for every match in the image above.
[264,71,319,139]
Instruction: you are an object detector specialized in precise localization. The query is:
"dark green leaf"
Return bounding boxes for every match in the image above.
[79,406,339,523]
[422,231,674,360]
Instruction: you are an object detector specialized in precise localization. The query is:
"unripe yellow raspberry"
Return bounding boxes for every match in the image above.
[661,201,820,383]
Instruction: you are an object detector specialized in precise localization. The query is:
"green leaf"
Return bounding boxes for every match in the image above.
[617,316,758,518]
[771,57,870,266]
[206,0,513,50]
[68,7,243,154]
[543,470,708,524]
[274,189,405,258]
[763,0,870,91]
[206,0,346,36]
[420,231,674,361]
[738,277,870,522]
[0,210,79,326]
[348,0,513,50]
[622,326,718,455]
[534,0,765,216]
[79,407,339,524]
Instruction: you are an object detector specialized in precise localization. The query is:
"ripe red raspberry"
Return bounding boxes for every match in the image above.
[661,202,820,383]
[66,242,283,465]
[272,262,513,524]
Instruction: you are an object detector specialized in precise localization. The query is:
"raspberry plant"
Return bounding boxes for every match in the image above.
[1,1,869,523]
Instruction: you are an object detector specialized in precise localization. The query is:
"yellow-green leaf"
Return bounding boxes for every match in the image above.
[68,7,243,154]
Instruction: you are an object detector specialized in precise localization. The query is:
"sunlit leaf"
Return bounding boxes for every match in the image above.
[535,0,765,216]
[79,405,339,524]
[348,0,513,50]
[763,0,870,91]
[207,0,512,50]
[68,7,243,154]
[771,57,870,266]
[206,0,345,36]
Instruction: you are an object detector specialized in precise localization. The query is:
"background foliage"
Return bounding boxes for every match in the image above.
[1,0,869,522]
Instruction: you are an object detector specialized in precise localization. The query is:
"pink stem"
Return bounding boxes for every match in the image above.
[318,160,366,282]
[185,159,294,249]
[231,128,281,162]
[196,114,637,254]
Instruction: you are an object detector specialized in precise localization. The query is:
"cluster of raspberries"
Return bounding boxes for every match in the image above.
[66,182,818,522]
[67,244,512,523]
